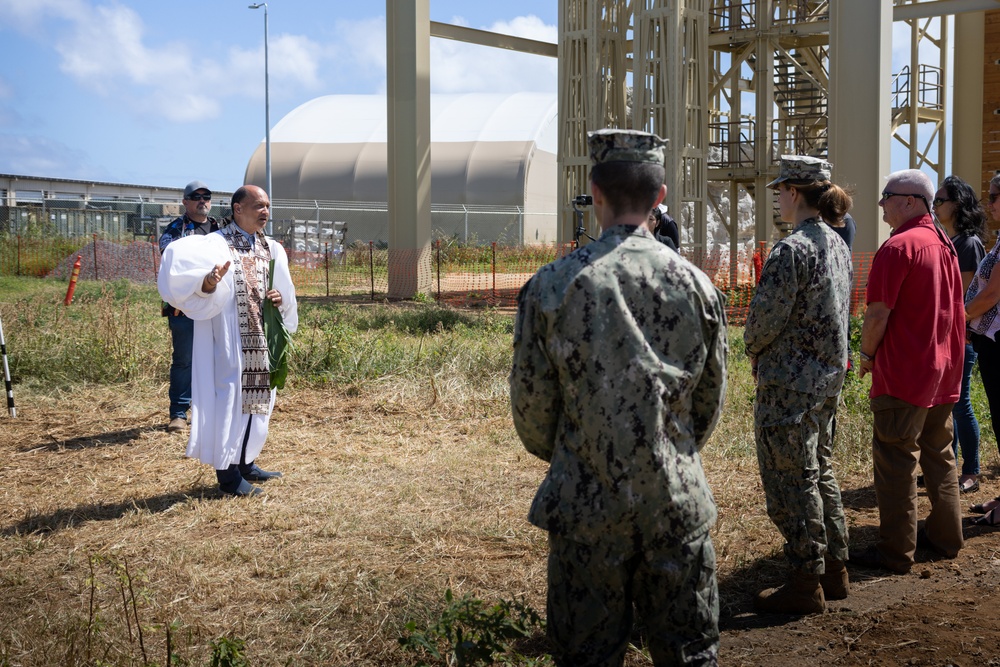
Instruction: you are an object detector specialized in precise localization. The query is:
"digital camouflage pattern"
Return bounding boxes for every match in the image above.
[744,218,852,397]
[587,128,667,166]
[547,530,719,666]
[510,224,728,546]
[754,390,849,572]
[511,222,726,666]
[745,217,852,574]
[766,155,833,189]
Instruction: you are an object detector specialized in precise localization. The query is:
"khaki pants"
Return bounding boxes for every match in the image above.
[870,395,963,572]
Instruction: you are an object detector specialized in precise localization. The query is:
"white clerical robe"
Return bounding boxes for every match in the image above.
[157,231,298,469]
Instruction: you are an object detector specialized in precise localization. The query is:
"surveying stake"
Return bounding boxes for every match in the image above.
[0,314,14,417]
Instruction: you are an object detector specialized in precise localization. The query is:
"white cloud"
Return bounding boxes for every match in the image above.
[0,134,112,180]
[2,0,326,123]
[332,16,388,91]
[327,14,557,94]
[430,16,557,93]
[0,0,88,30]
[488,15,558,43]
[0,3,557,125]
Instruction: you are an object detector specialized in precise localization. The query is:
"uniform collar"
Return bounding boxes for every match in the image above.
[599,224,654,241]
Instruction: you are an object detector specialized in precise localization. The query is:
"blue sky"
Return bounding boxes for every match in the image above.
[0,0,558,190]
[0,2,947,192]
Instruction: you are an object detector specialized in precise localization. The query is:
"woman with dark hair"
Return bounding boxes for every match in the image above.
[933,175,987,494]
[965,173,1000,523]
[647,203,679,250]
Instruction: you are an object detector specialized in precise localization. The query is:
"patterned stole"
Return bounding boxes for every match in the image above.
[221,225,273,414]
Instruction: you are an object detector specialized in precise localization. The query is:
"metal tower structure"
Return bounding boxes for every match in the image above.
[557,0,998,262]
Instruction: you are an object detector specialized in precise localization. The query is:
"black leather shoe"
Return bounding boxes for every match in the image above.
[220,479,263,497]
[240,464,283,482]
[848,545,910,574]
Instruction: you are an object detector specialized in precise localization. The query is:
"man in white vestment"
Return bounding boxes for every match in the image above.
[158,185,298,496]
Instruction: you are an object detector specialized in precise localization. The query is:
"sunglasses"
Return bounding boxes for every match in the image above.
[881,191,929,207]
[932,197,951,207]
[187,193,212,201]
[988,192,1000,205]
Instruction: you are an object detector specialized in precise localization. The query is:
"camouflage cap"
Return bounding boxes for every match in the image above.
[587,129,667,166]
[766,155,832,188]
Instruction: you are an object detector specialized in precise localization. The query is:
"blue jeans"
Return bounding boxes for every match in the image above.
[167,312,194,419]
[972,332,1000,458]
[953,342,980,475]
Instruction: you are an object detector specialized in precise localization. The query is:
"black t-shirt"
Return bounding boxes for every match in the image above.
[827,213,856,252]
[951,232,986,273]
[653,213,679,251]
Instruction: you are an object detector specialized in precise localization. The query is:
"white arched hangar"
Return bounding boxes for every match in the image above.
[245,92,558,245]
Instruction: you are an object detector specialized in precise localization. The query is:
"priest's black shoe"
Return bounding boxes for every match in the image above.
[240,463,283,482]
[220,479,263,497]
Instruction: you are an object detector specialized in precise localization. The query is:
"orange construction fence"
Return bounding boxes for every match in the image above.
[3,234,873,323]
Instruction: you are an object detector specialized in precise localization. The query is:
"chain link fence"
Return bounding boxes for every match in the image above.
[0,198,872,322]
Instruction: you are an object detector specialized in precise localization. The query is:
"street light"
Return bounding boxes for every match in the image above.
[249,2,271,233]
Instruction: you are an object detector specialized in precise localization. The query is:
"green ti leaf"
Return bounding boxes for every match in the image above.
[263,258,293,390]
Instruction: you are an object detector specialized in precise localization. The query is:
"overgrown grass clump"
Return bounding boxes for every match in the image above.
[0,279,514,402]
[1,276,907,477]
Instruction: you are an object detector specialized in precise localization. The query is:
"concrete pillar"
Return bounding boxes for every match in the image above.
[386,0,432,298]
[753,4,775,245]
[830,0,894,253]
[953,12,985,187]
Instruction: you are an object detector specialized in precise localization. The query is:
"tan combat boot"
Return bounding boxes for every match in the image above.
[820,558,849,600]
[755,570,825,615]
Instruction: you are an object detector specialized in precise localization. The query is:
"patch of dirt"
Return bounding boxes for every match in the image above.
[714,478,1000,666]
[2,386,1000,665]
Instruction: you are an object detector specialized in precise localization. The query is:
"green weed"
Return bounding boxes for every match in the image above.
[399,589,550,667]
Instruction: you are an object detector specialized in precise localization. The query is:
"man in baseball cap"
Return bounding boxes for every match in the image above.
[158,181,220,433]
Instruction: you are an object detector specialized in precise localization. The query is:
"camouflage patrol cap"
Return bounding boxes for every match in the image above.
[766,155,833,188]
[587,129,667,166]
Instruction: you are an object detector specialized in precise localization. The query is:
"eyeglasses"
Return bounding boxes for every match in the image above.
[881,191,929,207]
[187,193,212,201]
[932,197,952,207]
[988,192,1000,204]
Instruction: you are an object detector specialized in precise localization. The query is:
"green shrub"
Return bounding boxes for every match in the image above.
[399,589,549,667]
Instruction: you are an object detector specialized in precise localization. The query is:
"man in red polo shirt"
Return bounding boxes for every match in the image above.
[852,169,964,574]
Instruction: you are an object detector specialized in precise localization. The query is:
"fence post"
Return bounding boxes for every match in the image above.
[325,242,330,298]
[491,241,497,302]
[369,240,375,302]
[92,232,99,280]
[151,242,157,280]
[436,239,441,302]
[15,234,20,277]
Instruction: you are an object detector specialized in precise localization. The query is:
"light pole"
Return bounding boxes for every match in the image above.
[249,2,271,233]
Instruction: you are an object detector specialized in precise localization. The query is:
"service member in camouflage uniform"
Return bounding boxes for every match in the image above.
[510,128,728,666]
[744,155,854,614]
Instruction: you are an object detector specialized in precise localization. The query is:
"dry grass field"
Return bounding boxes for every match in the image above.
[3,278,1000,666]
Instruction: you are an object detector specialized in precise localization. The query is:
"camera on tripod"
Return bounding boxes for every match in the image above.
[571,194,595,247]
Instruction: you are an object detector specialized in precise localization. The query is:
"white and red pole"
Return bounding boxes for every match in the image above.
[0,314,14,417]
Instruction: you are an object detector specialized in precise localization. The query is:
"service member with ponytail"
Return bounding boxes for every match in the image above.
[744,156,854,615]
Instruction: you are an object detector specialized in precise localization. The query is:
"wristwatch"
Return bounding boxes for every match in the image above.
[859,351,875,363]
